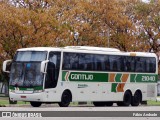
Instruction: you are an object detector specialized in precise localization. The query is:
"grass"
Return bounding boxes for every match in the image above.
[0,96,160,106]
[0,97,29,106]
[147,96,160,106]
[147,100,160,106]
[0,99,29,105]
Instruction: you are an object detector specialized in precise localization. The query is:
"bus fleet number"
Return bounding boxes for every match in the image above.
[142,76,155,82]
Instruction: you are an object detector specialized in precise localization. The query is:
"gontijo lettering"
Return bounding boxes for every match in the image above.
[71,74,93,80]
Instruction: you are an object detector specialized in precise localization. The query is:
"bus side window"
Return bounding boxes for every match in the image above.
[126,57,135,72]
[109,56,118,71]
[149,58,156,73]
[121,56,127,72]
[135,57,143,72]
[45,52,61,88]
[112,61,117,71]
[104,56,110,71]
[63,53,70,69]
[94,55,102,71]
[135,57,146,72]
[146,59,150,72]
[79,54,85,70]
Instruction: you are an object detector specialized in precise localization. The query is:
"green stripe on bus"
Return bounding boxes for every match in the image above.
[9,86,43,90]
[111,83,118,92]
[130,74,136,82]
[115,74,122,82]
[130,74,157,83]
[62,71,157,83]
[62,71,108,82]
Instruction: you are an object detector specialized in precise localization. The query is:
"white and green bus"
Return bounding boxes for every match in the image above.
[3,46,158,107]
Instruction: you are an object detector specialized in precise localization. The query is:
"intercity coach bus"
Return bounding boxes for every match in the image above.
[3,46,158,107]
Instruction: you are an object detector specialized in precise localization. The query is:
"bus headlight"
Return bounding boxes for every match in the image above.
[9,89,15,93]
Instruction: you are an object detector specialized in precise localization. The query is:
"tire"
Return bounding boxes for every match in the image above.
[131,91,142,106]
[105,102,113,106]
[117,102,124,106]
[30,102,42,107]
[93,102,106,107]
[58,90,72,107]
[123,91,132,106]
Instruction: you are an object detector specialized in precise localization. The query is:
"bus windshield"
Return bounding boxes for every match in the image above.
[9,51,47,87]
[14,51,47,62]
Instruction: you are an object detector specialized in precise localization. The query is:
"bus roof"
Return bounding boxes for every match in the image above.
[17,46,157,57]
[64,46,120,52]
[17,47,62,52]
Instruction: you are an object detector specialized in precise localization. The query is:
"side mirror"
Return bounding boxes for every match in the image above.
[40,60,49,73]
[3,60,12,73]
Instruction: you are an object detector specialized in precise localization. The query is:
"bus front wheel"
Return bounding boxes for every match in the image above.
[93,102,106,107]
[122,91,132,106]
[105,102,113,106]
[117,91,132,106]
[58,90,72,107]
[30,101,42,107]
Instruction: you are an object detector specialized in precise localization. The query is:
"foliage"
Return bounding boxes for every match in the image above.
[0,0,160,74]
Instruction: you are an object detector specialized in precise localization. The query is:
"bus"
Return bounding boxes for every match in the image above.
[2,46,158,107]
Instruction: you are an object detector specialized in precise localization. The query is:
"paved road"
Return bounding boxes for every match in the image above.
[0,105,160,120]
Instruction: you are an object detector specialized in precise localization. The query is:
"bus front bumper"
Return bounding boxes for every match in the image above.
[9,92,46,102]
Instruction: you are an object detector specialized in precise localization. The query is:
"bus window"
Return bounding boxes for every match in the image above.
[70,53,78,70]
[120,56,127,72]
[79,54,85,70]
[149,58,156,73]
[126,57,135,72]
[109,56,118,71]
[45,52,61,88]
[63,53,77,70]
[84,54,94,71]
[146,58,150,72]
[94,55,102,71]
[104,56,110,71]
[135,57,146,72]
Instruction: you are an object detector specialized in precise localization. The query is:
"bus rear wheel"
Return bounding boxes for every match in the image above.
[131,91,142,106]
[117,102,124,106]
[58,90,72,107]
[30,102,42,107]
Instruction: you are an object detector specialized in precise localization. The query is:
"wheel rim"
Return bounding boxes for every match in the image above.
[63,93,71,104]
[61,91,71,106]
[123,92,131,106]
[134,92,141,103]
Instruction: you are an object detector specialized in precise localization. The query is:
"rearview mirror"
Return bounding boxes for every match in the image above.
[3,60,12,73]
[40,60,49,73]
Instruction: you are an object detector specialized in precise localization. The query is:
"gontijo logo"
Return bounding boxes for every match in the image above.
[62,71,108,82]
[71,74,93,80]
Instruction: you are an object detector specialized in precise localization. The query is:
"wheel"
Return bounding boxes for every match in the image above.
[105,102,113,106]
[30,102,42,107]
[123,91,132,106]
[117,91,132,106]
[93,102,106,107]
[58,90,72,107]
[131,91,142,106]
[117,102,124,106]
